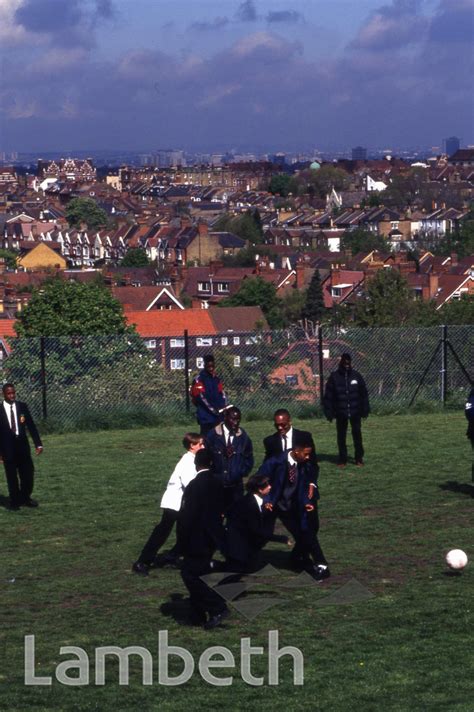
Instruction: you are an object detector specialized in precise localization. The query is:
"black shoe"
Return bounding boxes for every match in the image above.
[307,565,331,582]
[132,562,149,576]
[204,607,230,630]
[22,499,39,508]
[7,502,20,511]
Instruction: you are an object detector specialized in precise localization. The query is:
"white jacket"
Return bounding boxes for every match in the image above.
[160,451,197,511]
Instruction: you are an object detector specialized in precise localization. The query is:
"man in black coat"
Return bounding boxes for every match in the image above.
[465,386,474,481]
[206,406,254,509]
[323,353,370,467]
[177,448,229,629]
[257,432,330,582]
[0,383,43,510]
[263,408,317,465]
[225,473,274,574]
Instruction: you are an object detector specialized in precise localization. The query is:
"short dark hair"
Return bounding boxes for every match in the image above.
[340,353,352,362]
[274,408,290,419]
[292,432,314,450]
[225,405,241,418]
[182,432,202,450]
[246,473,271,493]
[204,354,215,364]
[2,383,14,395]
[194,448,213,471]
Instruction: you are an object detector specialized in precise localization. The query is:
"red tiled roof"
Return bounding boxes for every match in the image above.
[126,309,217,337]
[113,286,181,311]
[0,319,17,338]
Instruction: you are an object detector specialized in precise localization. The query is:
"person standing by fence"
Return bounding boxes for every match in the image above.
[323,353,370,467]
[465,387,474,482]
[190,354,227,436]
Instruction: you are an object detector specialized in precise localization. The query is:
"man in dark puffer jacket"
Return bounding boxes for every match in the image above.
[323,353,370,467]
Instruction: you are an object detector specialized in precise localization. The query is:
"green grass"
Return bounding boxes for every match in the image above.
[1,414,472,711]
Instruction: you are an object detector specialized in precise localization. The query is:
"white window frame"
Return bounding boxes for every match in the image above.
[170,338,185,348]
[170,359,185,370]
[221,336,228,346]
[233,336,240,345]
[196,337,213,347]
[233,356,241,367]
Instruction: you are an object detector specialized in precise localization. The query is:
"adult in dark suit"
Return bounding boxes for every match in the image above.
[225,473,273,574]
[323,353,370,467]
[0,383,43,510]
[258,431,330,582]
[263,408,317,465]
[177,448,229,629]
[206,406,254,509]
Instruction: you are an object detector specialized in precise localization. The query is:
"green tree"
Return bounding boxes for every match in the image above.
[15,278,132,337]
[219,277,284,328]
[341,228,388,254]
[353,269,437,327]
[120,248,150,267]
[8,279,146,396]
[214,210,263,244]
[0,248,19,270]
[437,294,474,324]
[302,269,325,323]
[268,174,292,197]
[301,165,349,198]
[280,288,306,326]
[65,198,108,231]
[221,245,278,267]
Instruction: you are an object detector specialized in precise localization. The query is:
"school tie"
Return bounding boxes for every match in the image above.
[10,405,16,434]
[288,463,297,483]
[226,433,234,457]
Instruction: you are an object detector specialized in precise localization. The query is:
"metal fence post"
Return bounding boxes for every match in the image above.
[184,329,190,413]
[40,336,47,420]
[441,324,448,404]
[318,325,324,406]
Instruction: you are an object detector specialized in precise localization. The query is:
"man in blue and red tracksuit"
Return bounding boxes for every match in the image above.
[191,354,227,436]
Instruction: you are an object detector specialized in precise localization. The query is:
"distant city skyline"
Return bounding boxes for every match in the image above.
[1,0,473,153]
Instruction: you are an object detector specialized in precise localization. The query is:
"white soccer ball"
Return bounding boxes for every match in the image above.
[445,549,468,570]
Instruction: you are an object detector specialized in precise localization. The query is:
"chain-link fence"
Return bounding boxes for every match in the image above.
[1,325,472,430]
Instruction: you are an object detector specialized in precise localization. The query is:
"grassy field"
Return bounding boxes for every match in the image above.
[0,413,472,712]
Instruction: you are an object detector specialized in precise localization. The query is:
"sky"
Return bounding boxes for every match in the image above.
[0,0,473,153]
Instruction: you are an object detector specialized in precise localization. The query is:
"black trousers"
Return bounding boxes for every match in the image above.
[199,423,215,436]
[336,415,364,464]
[3,444,35,506]
[137,508,179,565]
[181,556,227,617]
[273,507,327,567]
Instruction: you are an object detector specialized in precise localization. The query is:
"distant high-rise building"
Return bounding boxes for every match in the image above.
[444,136,461,157]
[155,149,185,168]
[269,152,287,167]
[352,146,367,161]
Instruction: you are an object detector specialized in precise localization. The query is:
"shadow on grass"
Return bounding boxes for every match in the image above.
[439,481,474,498]
[160,594,206,627]
[316,452,341,465]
